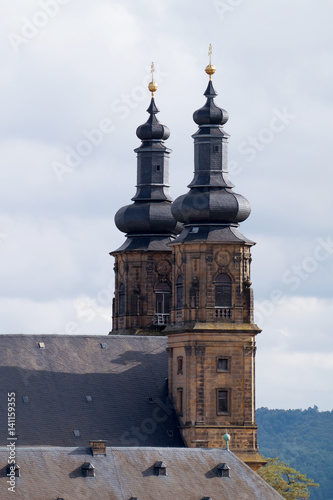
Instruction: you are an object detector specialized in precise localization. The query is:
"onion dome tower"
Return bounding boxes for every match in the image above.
[165,46,264,471]
[111,64,180,334]
[171,54,251,243]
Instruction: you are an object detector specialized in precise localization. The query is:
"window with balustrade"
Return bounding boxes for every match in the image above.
[214,274,232,308]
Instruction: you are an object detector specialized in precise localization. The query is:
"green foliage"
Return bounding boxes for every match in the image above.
[258,456,319,499]
[256,407,333,500]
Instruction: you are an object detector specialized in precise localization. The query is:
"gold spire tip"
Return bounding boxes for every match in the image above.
[148,61,158,97]
[205,43,216,80]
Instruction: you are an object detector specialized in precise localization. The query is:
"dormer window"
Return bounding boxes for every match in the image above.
[216,463,230,477]
[82,462,95,477]
[153,461,167,476]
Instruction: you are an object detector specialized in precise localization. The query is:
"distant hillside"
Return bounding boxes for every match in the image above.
[256,406,333,500]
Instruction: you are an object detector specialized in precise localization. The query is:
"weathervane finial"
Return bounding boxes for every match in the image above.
[209,43,213,64]
[148,61,158,98]
[205,44,216,80]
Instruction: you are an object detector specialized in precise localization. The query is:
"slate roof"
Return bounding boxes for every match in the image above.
[0,447,283,500]
[0,335,184,447]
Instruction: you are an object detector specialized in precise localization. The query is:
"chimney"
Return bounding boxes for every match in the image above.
[89,440,107,456]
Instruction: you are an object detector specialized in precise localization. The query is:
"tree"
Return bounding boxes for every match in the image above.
[258,457,319,499]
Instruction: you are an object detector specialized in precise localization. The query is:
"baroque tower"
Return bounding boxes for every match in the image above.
[165,49,264,470]
[111,51,264,470]
[111,64,180,334]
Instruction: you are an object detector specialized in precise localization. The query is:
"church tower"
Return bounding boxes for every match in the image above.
[111,64,181,334]
[165,48,264,470]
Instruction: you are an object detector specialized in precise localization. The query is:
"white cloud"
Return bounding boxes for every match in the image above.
[0,0,332,410]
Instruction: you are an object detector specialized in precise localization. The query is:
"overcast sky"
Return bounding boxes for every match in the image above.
[1,0,332,411]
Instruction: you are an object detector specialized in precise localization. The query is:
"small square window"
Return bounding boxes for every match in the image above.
[38,342,45,349]
[217,357,230,372]
[22,396,29,403]
[73,430,80,437]
[100,343,108,349]
[85,396,92,403]
[148,397,154,404]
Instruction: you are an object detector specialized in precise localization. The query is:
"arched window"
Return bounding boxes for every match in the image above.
[155,282,171,315]
[176,276,183,310]
[215,274,232,308]
[118,284,125,316]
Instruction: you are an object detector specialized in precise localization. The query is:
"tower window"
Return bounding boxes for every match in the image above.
[217,357,230,372]
[214,145,219,152]
[118,284,125,316]
[190,276,199,308]
[215,274,232,308]
[155,282,171,315]
[156,165,161,171]
[217,389,230,414]
[177,388,183,415]
[177,356,183,374]
[176,275,183,309]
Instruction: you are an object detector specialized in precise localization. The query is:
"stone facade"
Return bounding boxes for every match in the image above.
[112,250,173,334]
[165,241,263,469]
[170,242,254,325]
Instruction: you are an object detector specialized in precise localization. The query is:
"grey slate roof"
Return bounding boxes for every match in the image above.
[171,224,254,245]
[0,447,283,500]
[0,335,184,447]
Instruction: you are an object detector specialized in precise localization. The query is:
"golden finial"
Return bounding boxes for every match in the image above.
[148,62,158,97]
[205,43,216,80]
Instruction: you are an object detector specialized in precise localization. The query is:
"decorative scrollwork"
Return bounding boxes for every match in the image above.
[243,345,257,357]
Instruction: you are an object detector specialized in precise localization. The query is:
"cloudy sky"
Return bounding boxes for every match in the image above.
[1,0,332,411]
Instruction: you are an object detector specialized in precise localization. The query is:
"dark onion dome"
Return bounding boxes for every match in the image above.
[171,55,251,243]
[115,200,181,236]
[113,66,180,252]
[172,188,251,225]
[136,99,170,141]
[193,80,229,127]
